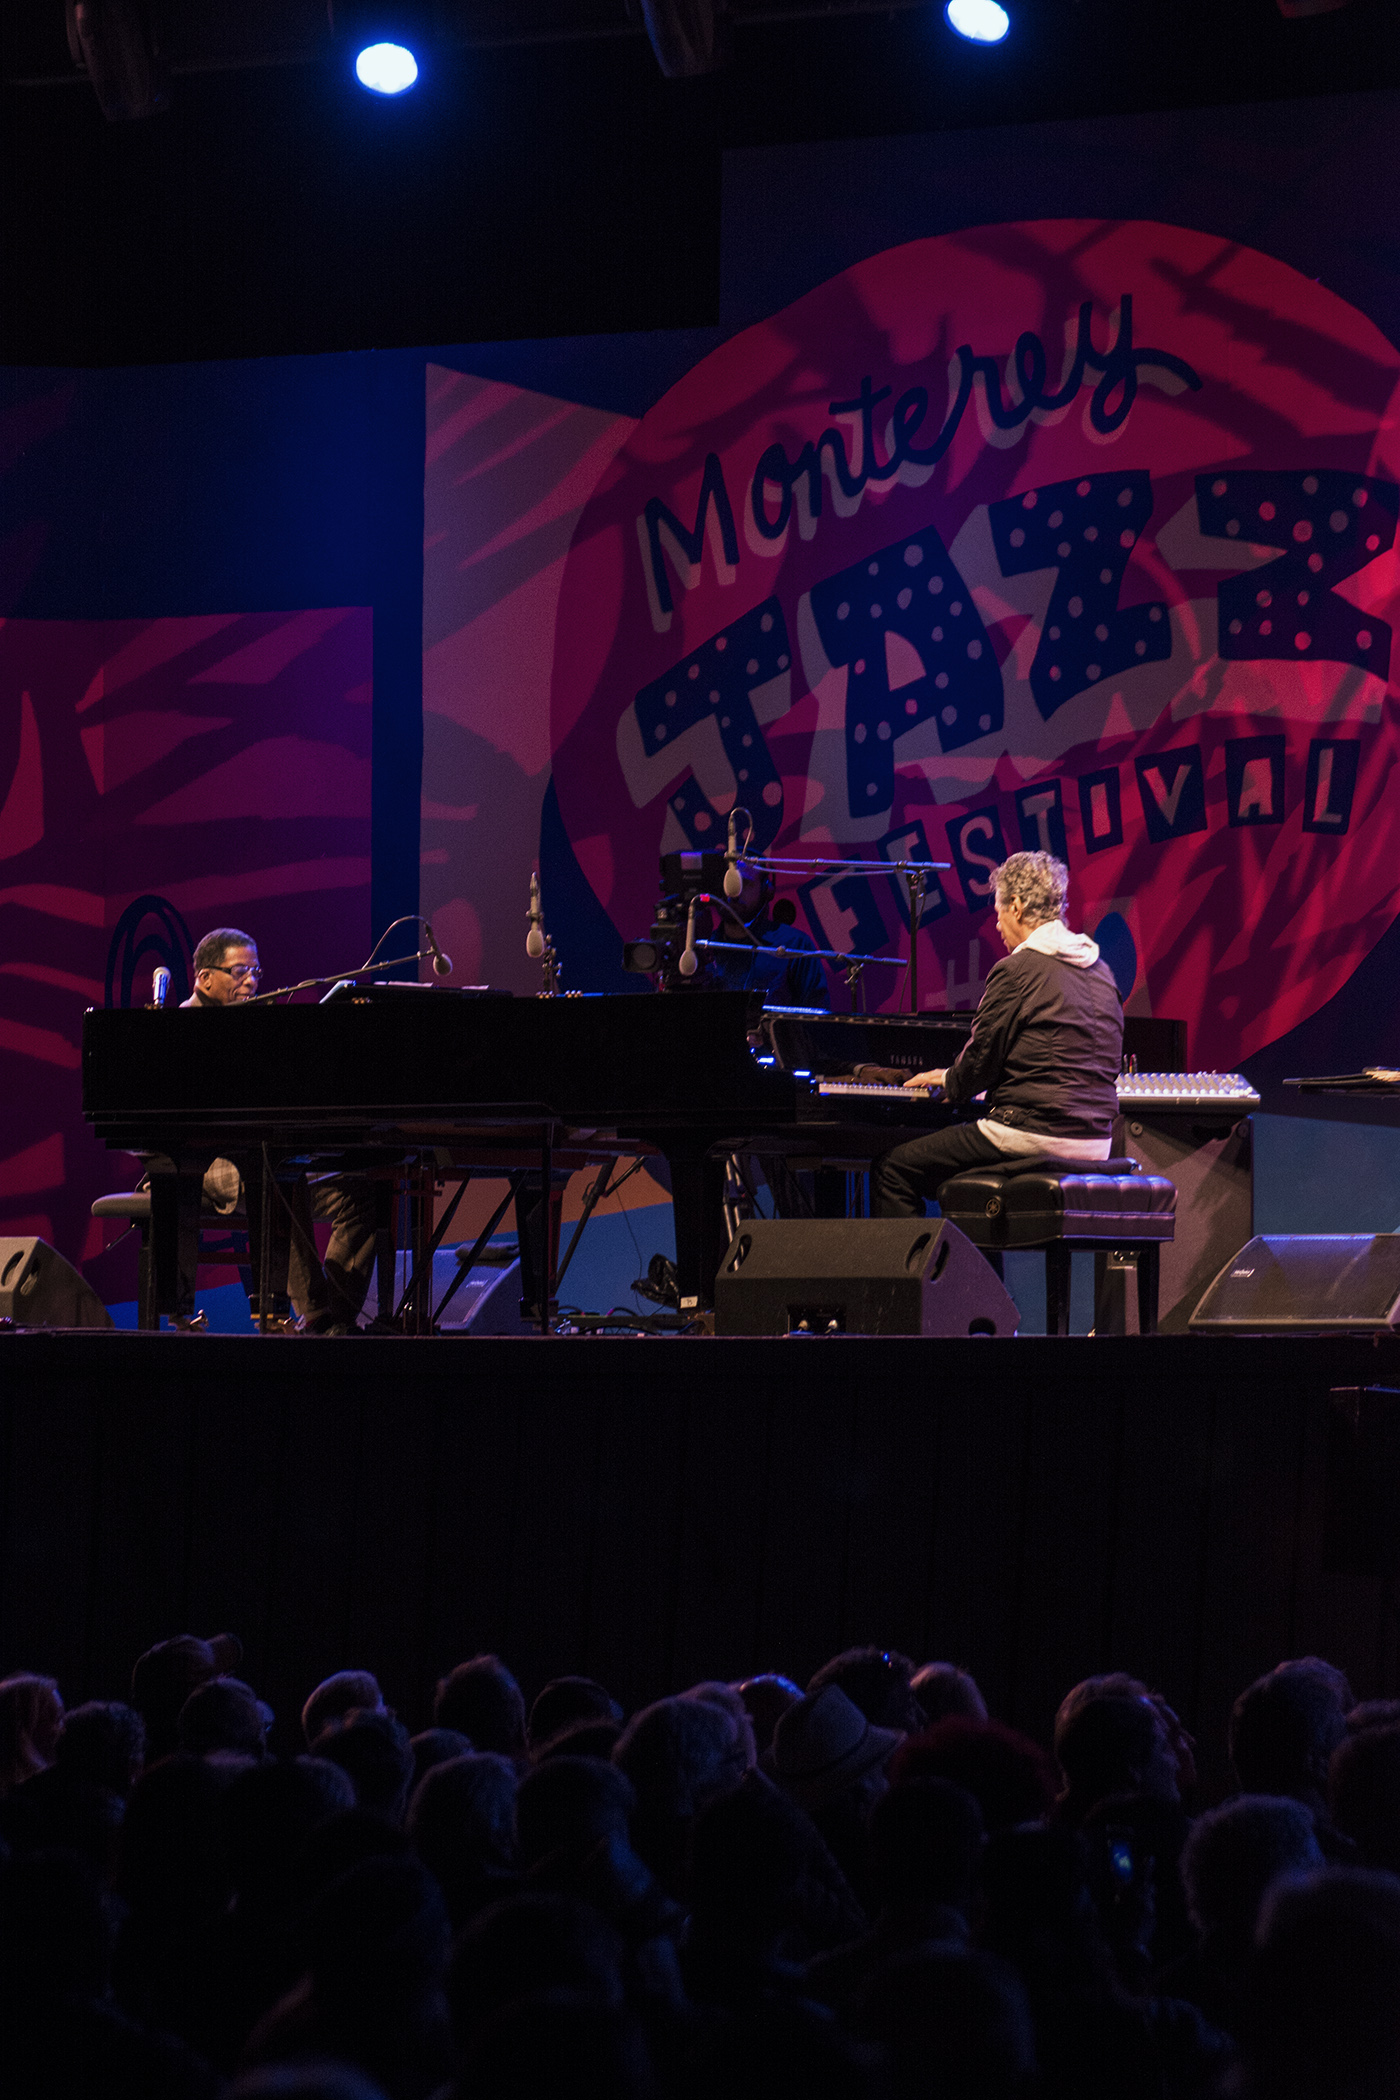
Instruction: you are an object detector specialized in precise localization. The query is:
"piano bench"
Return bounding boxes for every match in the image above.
[935,1157,1176,1337]
[91,1191,252,1330]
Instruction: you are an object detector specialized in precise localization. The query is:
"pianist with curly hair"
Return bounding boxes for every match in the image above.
[869,853,1123,1218]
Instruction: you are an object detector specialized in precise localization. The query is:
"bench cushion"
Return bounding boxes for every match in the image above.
[937,1163,1176,1248]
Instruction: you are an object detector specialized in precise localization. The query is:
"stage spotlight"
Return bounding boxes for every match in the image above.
[945,0,1011,42]
[354,39,419,93]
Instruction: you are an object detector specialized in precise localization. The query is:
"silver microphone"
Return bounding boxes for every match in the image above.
[423,921,453,978]
[723,808,744,899]
[678,897,700,976]
[151,966,171,1008]
[526,872,546,960]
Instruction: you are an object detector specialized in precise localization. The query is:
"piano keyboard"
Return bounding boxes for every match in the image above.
[1116,1072,1260,1107]
[818,1080,932,1099]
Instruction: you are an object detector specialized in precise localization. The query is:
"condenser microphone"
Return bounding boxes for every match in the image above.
[151,966,171,1008]
[423,921,453,978]
[723,808,744,899]
[526,872,546,960]
[678,898,700,976]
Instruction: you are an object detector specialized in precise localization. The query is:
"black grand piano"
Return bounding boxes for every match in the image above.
[82,988,1185,1326]
[81,988,977,1325]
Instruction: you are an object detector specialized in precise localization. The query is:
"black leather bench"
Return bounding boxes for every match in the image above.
[935,1156,1177,1335]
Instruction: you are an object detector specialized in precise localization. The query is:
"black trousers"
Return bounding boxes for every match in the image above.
[870,1121,1011,1218]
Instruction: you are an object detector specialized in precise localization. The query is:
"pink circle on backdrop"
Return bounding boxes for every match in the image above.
[551,221,1400,1064]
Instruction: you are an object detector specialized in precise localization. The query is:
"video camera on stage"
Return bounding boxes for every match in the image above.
[623,851,770,990]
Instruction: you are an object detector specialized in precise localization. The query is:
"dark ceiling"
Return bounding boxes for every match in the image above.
[3,0,1398,364]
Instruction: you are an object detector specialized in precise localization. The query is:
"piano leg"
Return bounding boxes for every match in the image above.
[663,1144,728,1312]
[241,1150,296,1329]
[146,1157,203,1322]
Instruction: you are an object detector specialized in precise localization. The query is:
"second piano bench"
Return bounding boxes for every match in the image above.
[935,1158,1176,1337]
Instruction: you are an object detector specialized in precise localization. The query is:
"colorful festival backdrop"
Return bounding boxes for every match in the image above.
[428,221,1400,1072]
[0,610,373,1292]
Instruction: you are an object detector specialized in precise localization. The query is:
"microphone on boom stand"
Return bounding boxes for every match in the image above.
[525,872,560,995]
[424,921,453,978]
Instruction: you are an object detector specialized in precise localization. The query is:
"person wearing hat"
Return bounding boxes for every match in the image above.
[130,1633,244,1765]
[771,1683,903,1905]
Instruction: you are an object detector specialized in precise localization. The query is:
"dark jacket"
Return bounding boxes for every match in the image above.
[943,939,1123,1141]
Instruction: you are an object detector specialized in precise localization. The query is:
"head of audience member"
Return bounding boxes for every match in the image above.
[407,1751,517,1926]
[1347,1699,1400,1733]
[979,1823,1113,2007]
[313,1709,415,1823]
[515,1754,633,1872]
[890,1718,1057,1832]
[526,1677,623,1759]
[685,1681,757,1769]
[448,1893,625,2041]
[177,1675,273,1760]
[433,1656,527,1764]
[306,1853,450,2012]
[534,1717,624,1763]
[130,1631,242,1764]
[1181,1795,1322,1950]
[0,1673,64,1792]
[911,1663,989,1727]
[613,1693,750,1897]
[809,1646,926,1735]
[292,1808,413,1912]
[117,1752,237,1928]
[52,1700,146,1797]
[1240,1868,1400,2100]
[862,1946,1037,2100]
[302,1671,385,1751]
[772,1684,899,1815]
[222,1754,356,1915]
[687,1997,884,2100]
[735,1674,802,1756]
[1053,1683,1179,1823]
[190,927,262,1005]
[1331,1721,1400,1873]
[687,1777,813,1948]
[1230,1658,1354,1810]
[462,1993,654,2100]
[868,1776,985,1928]
[409,1727,473,1794]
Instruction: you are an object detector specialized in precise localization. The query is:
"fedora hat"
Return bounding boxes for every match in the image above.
[772,1683,901,1810]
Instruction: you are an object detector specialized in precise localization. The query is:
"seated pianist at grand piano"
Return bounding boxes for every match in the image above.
[180,927,377,1334]
[866,852,1124,1218]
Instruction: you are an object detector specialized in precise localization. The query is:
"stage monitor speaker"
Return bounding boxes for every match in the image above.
[713,1218,1019,1338]
[1189,1234,1400,1334]
[0,1238,114,1330]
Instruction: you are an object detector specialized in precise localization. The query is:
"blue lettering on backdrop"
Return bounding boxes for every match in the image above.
[1078,767,1124,854]
[1303,738,1360,835]
[947,804,1009,913]
[988,470,1170,720]
[1225,736,1285,827]
[807,524,1003,818]
[799,869,887,957]
[644,452,740,622]
[1135,748,1207,844]
[1014,779,1069,861]
[1196,470,1398,680]
[634,597,791,851]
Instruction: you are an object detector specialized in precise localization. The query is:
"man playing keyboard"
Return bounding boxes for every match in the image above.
[869,852,1123,1217]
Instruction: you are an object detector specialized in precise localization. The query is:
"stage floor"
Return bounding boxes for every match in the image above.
[4,1331,1397,1794]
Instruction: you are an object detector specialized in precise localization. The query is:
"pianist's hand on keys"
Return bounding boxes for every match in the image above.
[851,1064,940,1091]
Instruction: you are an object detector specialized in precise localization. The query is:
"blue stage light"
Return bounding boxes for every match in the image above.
[945,0,1011,41]
[355,41,419,93]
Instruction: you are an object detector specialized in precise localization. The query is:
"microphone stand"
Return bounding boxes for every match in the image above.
[240,950,433,1005]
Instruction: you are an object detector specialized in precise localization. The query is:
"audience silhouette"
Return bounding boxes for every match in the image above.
[2,1632,1394,2096]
